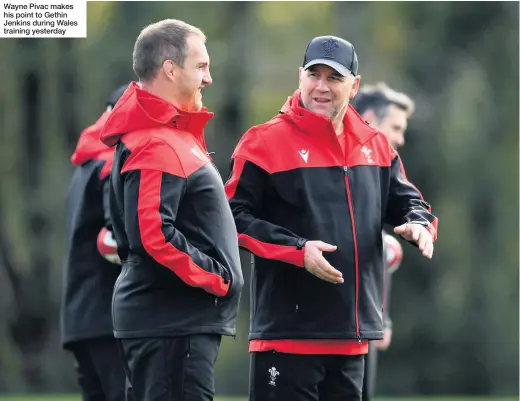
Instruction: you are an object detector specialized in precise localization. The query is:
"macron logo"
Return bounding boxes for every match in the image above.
[298,149,309,163]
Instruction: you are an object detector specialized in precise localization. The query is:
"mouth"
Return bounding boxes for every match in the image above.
[313,97,331,104]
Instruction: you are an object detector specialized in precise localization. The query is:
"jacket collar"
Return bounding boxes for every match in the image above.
[279,89,378,144]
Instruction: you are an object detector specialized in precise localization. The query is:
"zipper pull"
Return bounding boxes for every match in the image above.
[214,298,218,306]
[357,335,362,344]
[343,166,348,175]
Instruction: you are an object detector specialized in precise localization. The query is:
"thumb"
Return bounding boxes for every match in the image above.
[317,241,337,252]
[394,224,406,234]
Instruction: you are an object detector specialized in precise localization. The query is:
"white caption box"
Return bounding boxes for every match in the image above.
[1,0,86,38]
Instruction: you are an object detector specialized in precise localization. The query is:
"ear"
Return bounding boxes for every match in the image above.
[162,59,177,82]
[349,75,362,99]
[298,66,303,87]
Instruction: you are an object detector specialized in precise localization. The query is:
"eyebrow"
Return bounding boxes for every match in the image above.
[307,67,343,79]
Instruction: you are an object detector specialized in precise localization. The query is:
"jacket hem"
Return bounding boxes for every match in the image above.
[114,325,236,338]
[249,330,384,341]
[61,331,116,349]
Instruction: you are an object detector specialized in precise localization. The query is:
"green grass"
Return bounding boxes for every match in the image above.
[0,397,517,401]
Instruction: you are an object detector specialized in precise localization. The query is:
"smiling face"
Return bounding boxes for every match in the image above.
[299,64,360,122]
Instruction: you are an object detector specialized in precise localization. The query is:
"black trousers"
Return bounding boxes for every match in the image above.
[118,334,222,401]
[249,351,364,401]
[361,342,378,401]
[69,336,127,401]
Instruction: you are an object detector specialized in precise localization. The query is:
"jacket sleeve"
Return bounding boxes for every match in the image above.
[102,177,113,231]
[225,131,306,267]
[385,151,438,242]
[98,151,115,231]
[121,139,230,297]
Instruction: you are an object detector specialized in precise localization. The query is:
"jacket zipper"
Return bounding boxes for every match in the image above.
[343,166,362,343]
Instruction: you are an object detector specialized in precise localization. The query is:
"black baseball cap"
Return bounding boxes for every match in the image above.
[302,36,358,77]
[106,84,129,108]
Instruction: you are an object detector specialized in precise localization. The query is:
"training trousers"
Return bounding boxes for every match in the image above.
[118,334,222,401]
[69,336,127,401]
[249,350,365,401]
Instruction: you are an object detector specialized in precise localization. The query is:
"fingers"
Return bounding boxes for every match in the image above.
[422,240,434,259]
[393,224,406,234]
[416,228,433,258]
[315,270,343,284]
[316,241,337,253]
[418,228,428,251]
[314,265,343,284]
[409,224,420,242]
[306,257,344,284]
[394,223,415,241]
[375,340,389,351]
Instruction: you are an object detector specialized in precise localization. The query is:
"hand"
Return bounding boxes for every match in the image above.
[374,328,392,351]
[303,241,344,284]
[394,223,434,259]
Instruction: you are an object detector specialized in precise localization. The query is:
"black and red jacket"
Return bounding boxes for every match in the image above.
[61,111,120,348]
[100,82,243,338]
[225,91,438,342]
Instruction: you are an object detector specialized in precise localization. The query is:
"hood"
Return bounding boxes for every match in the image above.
[71,110,113,166]
[100,82,214,147]
[279,89,378,144]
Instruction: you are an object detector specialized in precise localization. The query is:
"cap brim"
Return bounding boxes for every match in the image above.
[303,59,351,76]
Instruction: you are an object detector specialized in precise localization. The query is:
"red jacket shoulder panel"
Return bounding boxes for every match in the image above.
[121,128,209,178]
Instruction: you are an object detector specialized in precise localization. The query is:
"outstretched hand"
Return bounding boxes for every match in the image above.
[394,223,434,259]
[303,241,344,284]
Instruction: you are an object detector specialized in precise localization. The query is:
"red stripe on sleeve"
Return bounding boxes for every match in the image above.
[238,233,305,267]
[138,169,229,297]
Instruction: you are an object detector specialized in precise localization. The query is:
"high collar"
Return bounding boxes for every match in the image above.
[279,89,378,144]
[100,81,214,147]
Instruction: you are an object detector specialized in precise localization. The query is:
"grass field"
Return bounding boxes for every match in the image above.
[0,397,517,401]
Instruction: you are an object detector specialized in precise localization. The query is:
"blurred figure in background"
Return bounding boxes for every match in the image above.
[60,84,128,401]
[100,19,244,401]
[351,82,415,401]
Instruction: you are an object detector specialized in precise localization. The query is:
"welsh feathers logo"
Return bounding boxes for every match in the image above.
[323,38,339,58]
[268,366,279,386]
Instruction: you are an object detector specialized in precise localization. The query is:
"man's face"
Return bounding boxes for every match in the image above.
[365,104,409,149]
[299,64,360,120]
[172,34,212,112]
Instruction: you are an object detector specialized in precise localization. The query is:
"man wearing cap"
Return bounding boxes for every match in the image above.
[60,84,128,401]
[225,36,438,400]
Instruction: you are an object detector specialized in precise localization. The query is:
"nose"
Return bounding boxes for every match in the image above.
[203,70,212,86]
[315,77,329,92]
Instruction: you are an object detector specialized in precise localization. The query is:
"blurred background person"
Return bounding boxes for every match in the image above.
[60,84,128,401]
[351,82,415,401]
